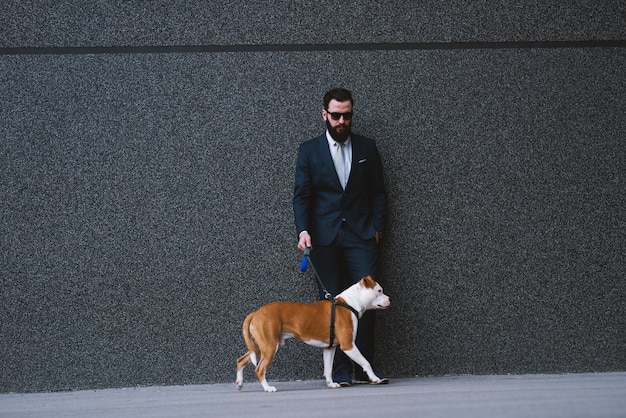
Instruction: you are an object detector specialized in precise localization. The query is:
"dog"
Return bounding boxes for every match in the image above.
[235,275,390,392]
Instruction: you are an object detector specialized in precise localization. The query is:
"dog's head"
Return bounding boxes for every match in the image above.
[356,275,390,311]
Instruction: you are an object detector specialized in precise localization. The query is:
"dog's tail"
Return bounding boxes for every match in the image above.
[236,311,260,390]
[241,311,260,365]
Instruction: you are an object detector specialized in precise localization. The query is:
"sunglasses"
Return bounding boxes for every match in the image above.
[326,111,353,121]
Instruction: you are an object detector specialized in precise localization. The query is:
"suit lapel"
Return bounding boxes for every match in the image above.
[345,135,363,190]
[316,134,343,189]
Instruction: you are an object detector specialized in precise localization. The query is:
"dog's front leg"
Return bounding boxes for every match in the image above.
[342,347,381,384]
[323,346,340,388]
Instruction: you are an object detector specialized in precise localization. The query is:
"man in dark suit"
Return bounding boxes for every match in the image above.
[293,88,388,386]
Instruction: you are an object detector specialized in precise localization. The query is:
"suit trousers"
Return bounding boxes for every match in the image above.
[310,223,379,379]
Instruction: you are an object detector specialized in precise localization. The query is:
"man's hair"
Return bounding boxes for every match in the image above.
[323,88,353,109]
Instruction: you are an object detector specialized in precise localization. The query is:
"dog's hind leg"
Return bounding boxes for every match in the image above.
[255,343,279,392]
[235,351,252,390]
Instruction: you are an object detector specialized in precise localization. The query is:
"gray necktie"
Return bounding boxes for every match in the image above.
[335,143,348,189]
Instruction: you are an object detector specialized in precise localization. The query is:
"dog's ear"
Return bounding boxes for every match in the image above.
[360,275,376,289]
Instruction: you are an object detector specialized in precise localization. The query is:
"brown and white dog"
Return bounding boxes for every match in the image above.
[235,275,390,392]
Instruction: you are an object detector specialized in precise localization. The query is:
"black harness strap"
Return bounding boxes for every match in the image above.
[335,299,360,317]
[328,299,360,348]
[301,248,360,348]
[329,302,336,347]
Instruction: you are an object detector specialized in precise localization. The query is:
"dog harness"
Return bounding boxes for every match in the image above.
[328,299,360,348]
[300,248,361,348]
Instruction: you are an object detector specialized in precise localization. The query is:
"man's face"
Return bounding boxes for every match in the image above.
[323,99,352,143]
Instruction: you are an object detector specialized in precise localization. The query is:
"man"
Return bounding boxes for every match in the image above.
[293,88,388,385]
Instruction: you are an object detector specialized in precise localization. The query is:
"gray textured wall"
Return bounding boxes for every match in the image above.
[1,2,625,392]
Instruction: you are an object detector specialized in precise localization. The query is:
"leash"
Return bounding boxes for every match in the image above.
[300,247,360,347]
[300,247,333,300]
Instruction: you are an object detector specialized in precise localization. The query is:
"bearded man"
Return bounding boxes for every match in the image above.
[293,87,388,386]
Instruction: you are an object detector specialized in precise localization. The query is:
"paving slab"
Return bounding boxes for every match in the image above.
[1,373,625,418]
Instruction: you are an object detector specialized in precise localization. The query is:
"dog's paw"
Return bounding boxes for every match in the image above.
[264,386,277,393]
[327,381,341,389]
[370,376,389,385]
[235,380,243,390]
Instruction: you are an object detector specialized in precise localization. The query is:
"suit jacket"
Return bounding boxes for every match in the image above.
[293,133,387,246]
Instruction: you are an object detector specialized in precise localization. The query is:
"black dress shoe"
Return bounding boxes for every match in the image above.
[333,374,352,387]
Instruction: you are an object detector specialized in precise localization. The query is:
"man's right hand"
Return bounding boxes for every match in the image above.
[297,231,312,252]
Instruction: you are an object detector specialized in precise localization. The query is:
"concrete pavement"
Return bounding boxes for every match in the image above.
[1,372,625,417]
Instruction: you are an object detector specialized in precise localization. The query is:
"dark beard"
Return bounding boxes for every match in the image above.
[326,119,351,143]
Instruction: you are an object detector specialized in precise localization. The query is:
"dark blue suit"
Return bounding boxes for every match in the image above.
[293,132,387,381]
[294,133,386,245]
